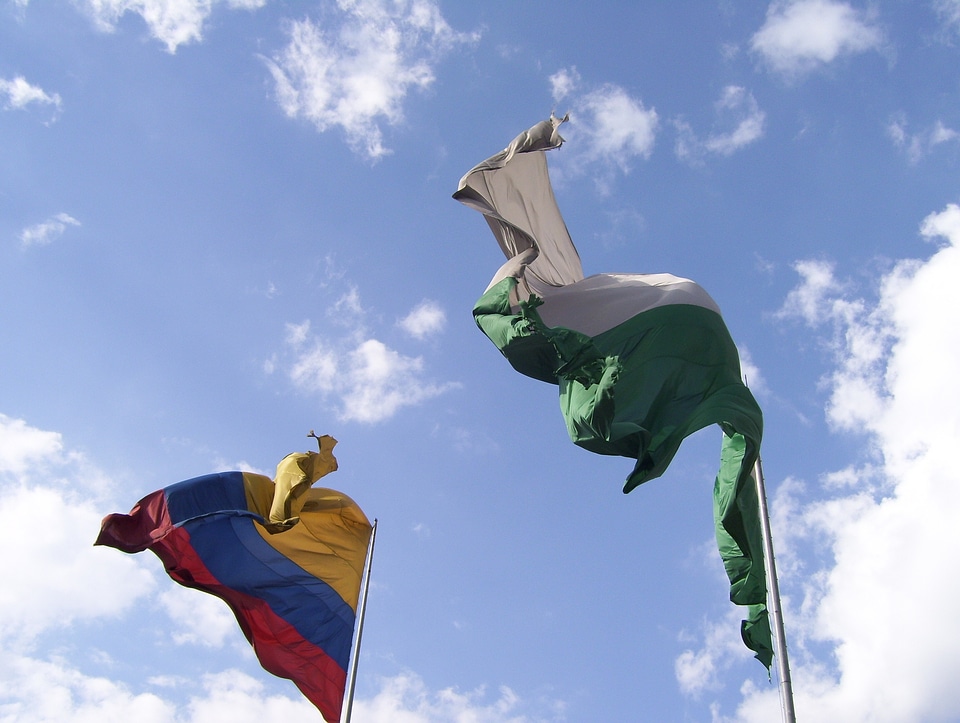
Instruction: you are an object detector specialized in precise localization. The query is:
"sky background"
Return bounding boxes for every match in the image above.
[3,1,960,721]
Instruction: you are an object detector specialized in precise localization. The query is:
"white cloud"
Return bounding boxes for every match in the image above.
[675,608,751,698]
[0,658,319,723]
[675,86,766,162]
[549,76,658,193]
[703,86,766,155]
[887,113,960,163]
[700,203,960,720]
[349,672,564,722]
[0,654,176,723]
[338,339,454,423]
[0,416,155,647]
[159,586,239,648]
[265,0,478,161]
[332,286,365,320]
[284,319,312,347]
[184,670,321,721]
[398,300,446,339]
[776,258,891,433]
[281,289,457,422]
[287,333,455,422]
[934,0,960,36]
[548,66,580,102]
[737,346,769,397]
[0,660,564,723]
[19,212,81,247]
[0,75,62,121]
[920,200,960,241]
[751,0,883,77]
[774,258,845,326]
[675,647,717,697]
[578,85,658,167]
[931,121,959,145]
[0,485,157,645]
[72,0,267,54]
[0,413,63,476]
[288,338,339,392]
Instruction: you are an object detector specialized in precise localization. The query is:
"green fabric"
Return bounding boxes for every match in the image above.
[474,277,763,489]
[715,431,772,668]
[474,276,773,668]
[473,277,562,383]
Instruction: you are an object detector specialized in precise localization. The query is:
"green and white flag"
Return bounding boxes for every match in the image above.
[455,115,772,667]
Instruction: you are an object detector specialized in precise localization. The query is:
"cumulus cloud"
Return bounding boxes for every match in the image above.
[934,0,960,36]
[279,292,457,423]
[675,85,766,162]
[577,85,658,166]
[686,203,960,721]
[703,86,766,155]
[0,75,62,121]
[737,346,769,397]
[265,0,478,160]
[750,0,884,77]
[0,654,176,722]
[18,212,81,247]
[548,66,580,102]
[398,300,446,339]
[775,258,844,322]
[181,670,323,721]
[349,672,565,722]
[776,258,891,432]
[0,413,63,475]
[0,658,317,722]
[287,332,455,423]
[887,113,960,164]
[547,70,658,192]
[675,607,752,698]
[0,661,564,722]
[71,0,267,53]
[0,415,155,647]
[159,585,240,648]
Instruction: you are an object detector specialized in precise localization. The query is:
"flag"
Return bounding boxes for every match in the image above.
[716,431,772,668]
[454,116,772,667]
[95,435,373,722]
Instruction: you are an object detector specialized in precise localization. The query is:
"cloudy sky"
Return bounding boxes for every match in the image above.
[3,1,960,721]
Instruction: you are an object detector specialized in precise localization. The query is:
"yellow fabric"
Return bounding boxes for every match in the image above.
[243,472,277,519]
[257,487,372,611]
[239,436,371,611]
[269,435,340,525]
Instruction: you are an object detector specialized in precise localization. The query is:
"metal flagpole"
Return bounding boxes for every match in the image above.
[342,518,377,723]
[754,457,796,723]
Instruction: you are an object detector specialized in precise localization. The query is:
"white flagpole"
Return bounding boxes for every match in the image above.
[754,457,796,723]
[342,519,377,723]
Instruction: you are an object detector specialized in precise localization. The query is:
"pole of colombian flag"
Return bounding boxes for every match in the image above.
[342,518,377,723]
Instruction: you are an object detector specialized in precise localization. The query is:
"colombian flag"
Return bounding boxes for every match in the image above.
[95,436,372,723]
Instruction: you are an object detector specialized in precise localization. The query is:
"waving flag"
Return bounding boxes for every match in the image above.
[454,116,772,667]
[95,435,373,722]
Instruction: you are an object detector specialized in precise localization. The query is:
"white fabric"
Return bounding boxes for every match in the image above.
[454,114,583,297]
[456,115,722,337]
[535,272,721,338]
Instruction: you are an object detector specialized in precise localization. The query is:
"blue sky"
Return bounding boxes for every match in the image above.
[3,1,960,721]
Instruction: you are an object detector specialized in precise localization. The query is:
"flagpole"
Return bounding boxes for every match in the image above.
[754,457,796,723]
[342,519,377,723]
